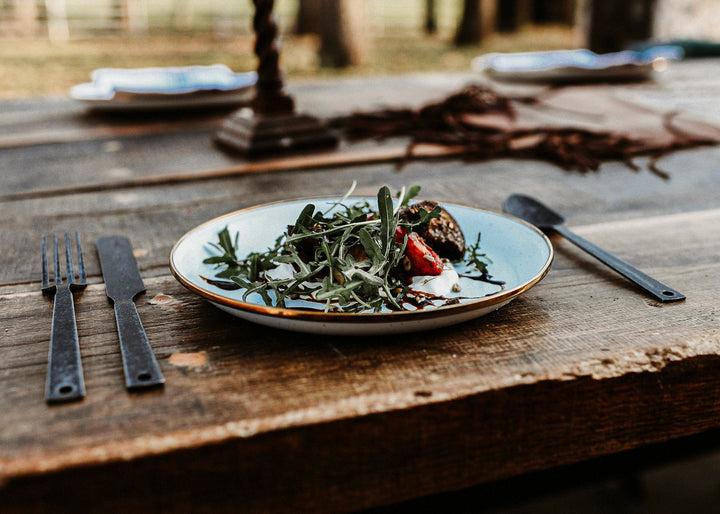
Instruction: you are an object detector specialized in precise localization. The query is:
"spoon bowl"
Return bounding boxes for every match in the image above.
[503,194,565,229]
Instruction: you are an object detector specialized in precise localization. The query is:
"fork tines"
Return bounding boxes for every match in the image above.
[42,231,87,403]
[41,234,50,291]
[42,232,86,293]
[75,232,86,285]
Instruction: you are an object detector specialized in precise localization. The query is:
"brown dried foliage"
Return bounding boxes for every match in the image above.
[340,85,714,178]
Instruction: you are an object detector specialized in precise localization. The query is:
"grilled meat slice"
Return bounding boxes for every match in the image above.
[399,200,466,260]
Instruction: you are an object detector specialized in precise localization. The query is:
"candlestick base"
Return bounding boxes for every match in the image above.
[215,107,339,157]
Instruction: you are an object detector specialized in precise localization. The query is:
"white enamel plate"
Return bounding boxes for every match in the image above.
[70,65,257,111]
[170,197,553,335]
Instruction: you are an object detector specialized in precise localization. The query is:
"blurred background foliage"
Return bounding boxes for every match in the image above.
[2,0,714,99]
[0,0,580,98]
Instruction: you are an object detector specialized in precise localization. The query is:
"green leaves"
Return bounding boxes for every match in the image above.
[417,204,442,224]
[397,185,421,209]
[466,232,492,275]
[290,204,316,235]
[203,226,239,267]
[203,184,486,314]
[377,185,395,256]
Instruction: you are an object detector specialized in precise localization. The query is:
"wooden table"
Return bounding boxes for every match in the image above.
[2,60,720,512]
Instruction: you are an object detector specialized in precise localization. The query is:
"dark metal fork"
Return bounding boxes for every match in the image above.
[42,232,87,403]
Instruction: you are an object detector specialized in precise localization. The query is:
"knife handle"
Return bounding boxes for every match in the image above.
[113,300,165,389]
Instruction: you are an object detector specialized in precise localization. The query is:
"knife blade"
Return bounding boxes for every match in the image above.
[96,235,165,389]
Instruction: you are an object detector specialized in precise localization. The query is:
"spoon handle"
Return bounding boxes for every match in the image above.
[553,225,685,303]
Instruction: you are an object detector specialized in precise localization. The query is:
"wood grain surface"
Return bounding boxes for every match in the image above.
[1,62,720,512]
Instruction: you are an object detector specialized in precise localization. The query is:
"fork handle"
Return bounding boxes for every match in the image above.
[114,300,165,389]
[46,285,86,403]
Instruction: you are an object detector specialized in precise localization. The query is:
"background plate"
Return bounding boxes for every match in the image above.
[472,47,682,83]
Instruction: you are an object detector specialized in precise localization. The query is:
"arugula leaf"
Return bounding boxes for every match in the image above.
[203,226,240,268]
[290,204,316,235]
[466,232,492,275]
[377,186,395,256]
[418,205,443,224]
[357,227,382,264]
[218,226,237,260]
[397,185,421,209]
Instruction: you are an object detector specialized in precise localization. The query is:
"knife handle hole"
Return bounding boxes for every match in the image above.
[137,372,153,382]
[662,290,677,297]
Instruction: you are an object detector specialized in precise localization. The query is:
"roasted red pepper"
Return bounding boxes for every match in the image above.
[395,227,444,276]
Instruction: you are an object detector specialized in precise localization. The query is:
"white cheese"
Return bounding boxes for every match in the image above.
[264,262,296,281]
[408,263,460,297]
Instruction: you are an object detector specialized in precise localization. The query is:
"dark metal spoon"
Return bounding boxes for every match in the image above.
[503,194,685,303]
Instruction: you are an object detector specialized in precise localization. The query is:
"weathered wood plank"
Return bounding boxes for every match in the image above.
[2,208,718,486]
[1,144,719,288]
[5,62,720,201]
[3,352,720,513]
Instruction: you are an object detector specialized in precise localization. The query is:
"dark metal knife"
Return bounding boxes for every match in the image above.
[96,236,165,389]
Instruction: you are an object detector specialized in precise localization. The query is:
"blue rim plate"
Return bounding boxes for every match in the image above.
[169,197,553,335]
[69,65,256,111]
[472,47,683,83]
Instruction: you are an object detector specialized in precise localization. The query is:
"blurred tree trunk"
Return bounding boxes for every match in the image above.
[497,0,532,32]
[454,0,482,45]
[577,0,657,53]
[424,0,436,34]
[45,0,69,40]
[295,0,321,35]
[481,0,498,37]
[533,0,575,24]
[319,0,368,68]
[15,0,39,37]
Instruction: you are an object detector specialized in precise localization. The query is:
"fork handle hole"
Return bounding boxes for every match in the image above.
[58,384,75,395]
[137,372,153,382]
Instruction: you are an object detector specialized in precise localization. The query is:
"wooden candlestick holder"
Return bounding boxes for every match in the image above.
[215,0,338,156]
